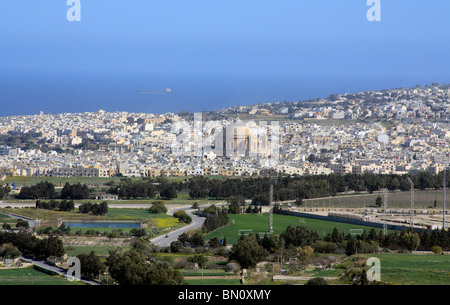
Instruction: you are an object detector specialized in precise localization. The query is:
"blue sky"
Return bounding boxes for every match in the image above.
[1,1,450,115]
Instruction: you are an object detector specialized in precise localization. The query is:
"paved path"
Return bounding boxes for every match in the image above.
[20,256,100,285]
[150,208,206,247]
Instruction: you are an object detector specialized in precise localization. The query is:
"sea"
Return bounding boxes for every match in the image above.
[0,72,444,117]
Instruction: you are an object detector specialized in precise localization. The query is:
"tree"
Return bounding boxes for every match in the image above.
[16,219,29,229]
[251,193,270,206]
[375,196,382,207]
[187,254,208,268]
[229,234,268,269]
[346,236,357,256]
[331,227,343,243]
[297,246,314,261]
[305,277,328,285]
[97,201,108,216]
[208,237,220,248]
[190,232,204,247]
[160,184,177,200]
[228,196,245,214]
[0,243,22,259]
[170,241,184,253]
[0,185,11,199]
[77,251,106,279]
[78,201,108,216]
[178,232,190,246]
[18,181,55,199]
[149,201,167,214]
[261,234,283,254]
[61,182,90,200]
[106,249,185,285]
[401,232,420,251]
[280,226,319,248]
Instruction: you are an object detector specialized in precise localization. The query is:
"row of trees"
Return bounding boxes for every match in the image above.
[60,182,90,200]
[19,182,91,200]
[19,181,56,199]
[35,199,75,212]
[107,178,180,200]
[78,201,108,216]
[0,231,65,260]
[35,199,108,215]
[106,171,450,203]
[202,209,229,233]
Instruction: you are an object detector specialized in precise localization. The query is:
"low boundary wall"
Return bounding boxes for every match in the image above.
[285,211,424,232]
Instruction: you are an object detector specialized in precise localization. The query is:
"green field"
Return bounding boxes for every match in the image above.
[65,245,130,257]
[0,213,17,227]
[370,253,450,285]
[204,213,390,244]
[0,266,84,285]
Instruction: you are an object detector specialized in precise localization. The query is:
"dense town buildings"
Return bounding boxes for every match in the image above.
[0,84,449,184]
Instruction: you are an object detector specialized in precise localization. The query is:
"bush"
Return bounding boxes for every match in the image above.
[173,210,192,224]
[431,245,443,254]
[0,243,22,259]
[224,262,239,273]
[297,246,314,262]
[187,254,208,268]
[305,277,328,285]
[312,240,338,254]
[170,241,184,253]
[149,201,167,214]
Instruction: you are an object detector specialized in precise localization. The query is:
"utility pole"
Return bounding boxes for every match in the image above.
[444,168,446,230]
[406,177,414,229]
[269,183,273,232]
[382,188,388,236]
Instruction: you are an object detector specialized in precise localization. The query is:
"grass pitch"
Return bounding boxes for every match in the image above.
[204,213,390,244]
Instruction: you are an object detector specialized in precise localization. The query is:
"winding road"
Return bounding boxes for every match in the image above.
[150,208,206,247]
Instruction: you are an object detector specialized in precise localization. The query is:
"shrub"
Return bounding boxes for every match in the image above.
[149,201,167,214]
[224,262,239,273]
[187,254,208,268]
[312,240,338,253]
[305,277,328,285]
[431,245,443,254]
[173,210,192,224]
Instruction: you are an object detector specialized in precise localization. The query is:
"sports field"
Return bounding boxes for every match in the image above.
[204,213,390,244]
[0,266,84,285]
